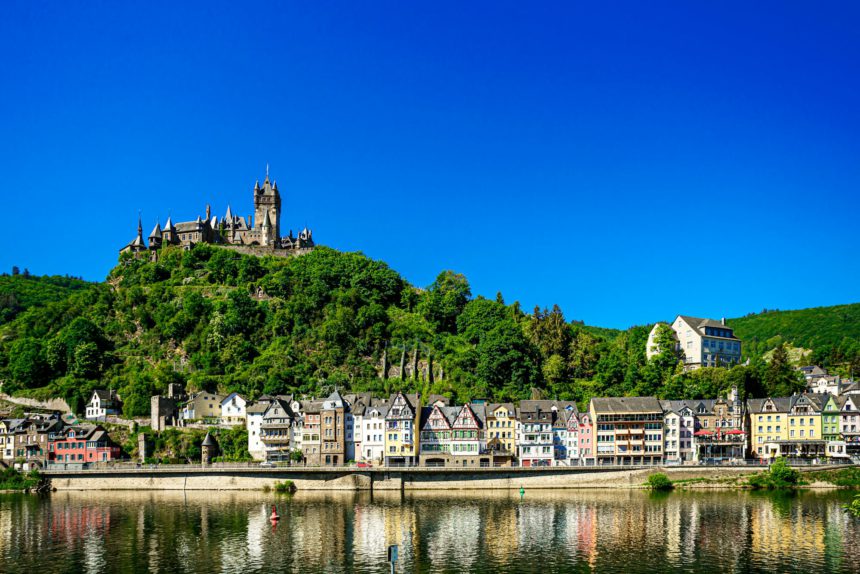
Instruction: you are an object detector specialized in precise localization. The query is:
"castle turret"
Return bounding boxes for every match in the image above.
[163,216,176,245]
[201,432,218,465]
[148,221,162,250]
[253,172,281,245]
[121,214,147,254]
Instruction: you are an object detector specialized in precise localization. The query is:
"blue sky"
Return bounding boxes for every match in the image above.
[1,1,858,329]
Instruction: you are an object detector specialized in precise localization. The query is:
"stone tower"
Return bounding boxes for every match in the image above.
[253,174,281,246]
[201,431,218,465]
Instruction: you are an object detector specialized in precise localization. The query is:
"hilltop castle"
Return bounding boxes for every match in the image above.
[121,173,314,255]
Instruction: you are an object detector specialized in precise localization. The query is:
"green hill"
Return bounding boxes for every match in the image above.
[0,273,91,325]
[0,244,848,415]
[728,304,860,370]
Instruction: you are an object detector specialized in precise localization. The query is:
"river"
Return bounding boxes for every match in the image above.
[0,489,857,573]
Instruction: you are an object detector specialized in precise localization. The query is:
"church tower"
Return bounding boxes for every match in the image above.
[253,170,281,246]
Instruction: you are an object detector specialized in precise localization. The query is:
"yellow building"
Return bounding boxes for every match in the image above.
[485,403,517,454]
[384,392,421,466]
[747,397,790,459]
[748,395,827,459]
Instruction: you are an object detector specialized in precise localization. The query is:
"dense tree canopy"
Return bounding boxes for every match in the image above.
[0,246,856,414]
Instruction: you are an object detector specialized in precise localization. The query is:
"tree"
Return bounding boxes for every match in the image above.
[8,338,49,389]
[419,271,471,334]
[763,343,804,396]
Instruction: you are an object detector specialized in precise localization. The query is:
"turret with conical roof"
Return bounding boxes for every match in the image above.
[254,170,281,246]
[148,221,162,250]
[121,214,147,254]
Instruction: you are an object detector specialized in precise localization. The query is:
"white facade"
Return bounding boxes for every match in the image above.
[220,393,247,426]
[85,390,120,421]
[359,406,386,463]
[246,402,268,460]
[669,315,742,370]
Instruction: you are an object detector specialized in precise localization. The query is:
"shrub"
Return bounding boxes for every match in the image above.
[747,457,802,490]
[0,467,41,491]
[769,457,801,487]
[647,473,674,491]
[846,494,860,518]
[274,480,295,494]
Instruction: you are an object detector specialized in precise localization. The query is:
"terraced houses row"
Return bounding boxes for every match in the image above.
[243,384,860,467]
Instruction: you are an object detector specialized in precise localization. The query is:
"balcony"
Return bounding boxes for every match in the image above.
[261,435,292,444]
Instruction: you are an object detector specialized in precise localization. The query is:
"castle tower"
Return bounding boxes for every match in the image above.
[201,431,218,465]
[253,173,281,246]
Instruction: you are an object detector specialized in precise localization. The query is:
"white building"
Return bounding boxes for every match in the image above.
[246,400,272,460]
[661,401,696,464]
[648,316,742,371]
[358,404,388,464]
[85,390,121,421]
[516,400,555,467]
[220,392,247,426]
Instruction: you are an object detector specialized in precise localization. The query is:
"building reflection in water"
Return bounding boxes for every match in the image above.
[0,489,858,573]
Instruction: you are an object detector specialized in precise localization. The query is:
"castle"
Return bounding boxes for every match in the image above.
[121,172,314,254]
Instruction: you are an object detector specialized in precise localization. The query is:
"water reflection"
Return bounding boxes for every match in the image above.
[0,489,857,573]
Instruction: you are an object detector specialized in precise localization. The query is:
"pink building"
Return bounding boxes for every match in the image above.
[49,425,121,464]
[577,412,594,465]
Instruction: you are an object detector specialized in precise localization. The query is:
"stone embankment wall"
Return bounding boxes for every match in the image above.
[0,393,71,413]
[47,466,768,492]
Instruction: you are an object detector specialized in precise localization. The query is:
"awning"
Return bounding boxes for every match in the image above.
[694,430,713,436]
[722,429,744,435]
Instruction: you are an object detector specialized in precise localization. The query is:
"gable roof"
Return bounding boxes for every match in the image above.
[676,315,739,340]
[590,397,662,414]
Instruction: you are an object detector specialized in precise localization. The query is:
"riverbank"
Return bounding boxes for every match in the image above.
[41,464,859,492]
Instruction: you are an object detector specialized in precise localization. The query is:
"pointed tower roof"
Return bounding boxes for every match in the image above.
[164,216,175,231]
[261,208,271,226]
[202,431,217,447]
[225,205,233,221]
[149,222,162,239]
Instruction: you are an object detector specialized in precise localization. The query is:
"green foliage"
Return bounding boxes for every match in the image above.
[274,480,296,493]
[762,344,806,397]
[747,457,802,490]
[0,467,41,491]
[804,467,860,487]
[0,273,91,325]
[846,494,860,518]
[646,473,674,491]
[731,304,860,375]
[0,245,856,416]
[214,427,252,462]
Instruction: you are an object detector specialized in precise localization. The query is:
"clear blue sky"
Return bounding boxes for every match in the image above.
[1,1,858,329]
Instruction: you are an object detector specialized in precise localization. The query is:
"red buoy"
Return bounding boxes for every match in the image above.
[270,505,280,521]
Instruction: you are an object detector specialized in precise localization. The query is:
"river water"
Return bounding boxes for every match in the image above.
[0,489,858,573]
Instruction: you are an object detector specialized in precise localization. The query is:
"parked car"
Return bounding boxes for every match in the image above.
[356,462,371,468]
[260,461,275,468]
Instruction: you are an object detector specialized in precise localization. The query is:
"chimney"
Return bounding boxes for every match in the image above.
[721,317,726,326]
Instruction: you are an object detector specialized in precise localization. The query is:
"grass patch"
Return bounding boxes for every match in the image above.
[646,473,674,491]
[804,467,860,487]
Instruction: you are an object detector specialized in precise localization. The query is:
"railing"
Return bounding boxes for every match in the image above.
[39,456,857,473]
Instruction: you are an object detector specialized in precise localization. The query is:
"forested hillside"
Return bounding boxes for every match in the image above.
[0,245,852,417]
[0,272,90,325]
[728,304,860,371]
